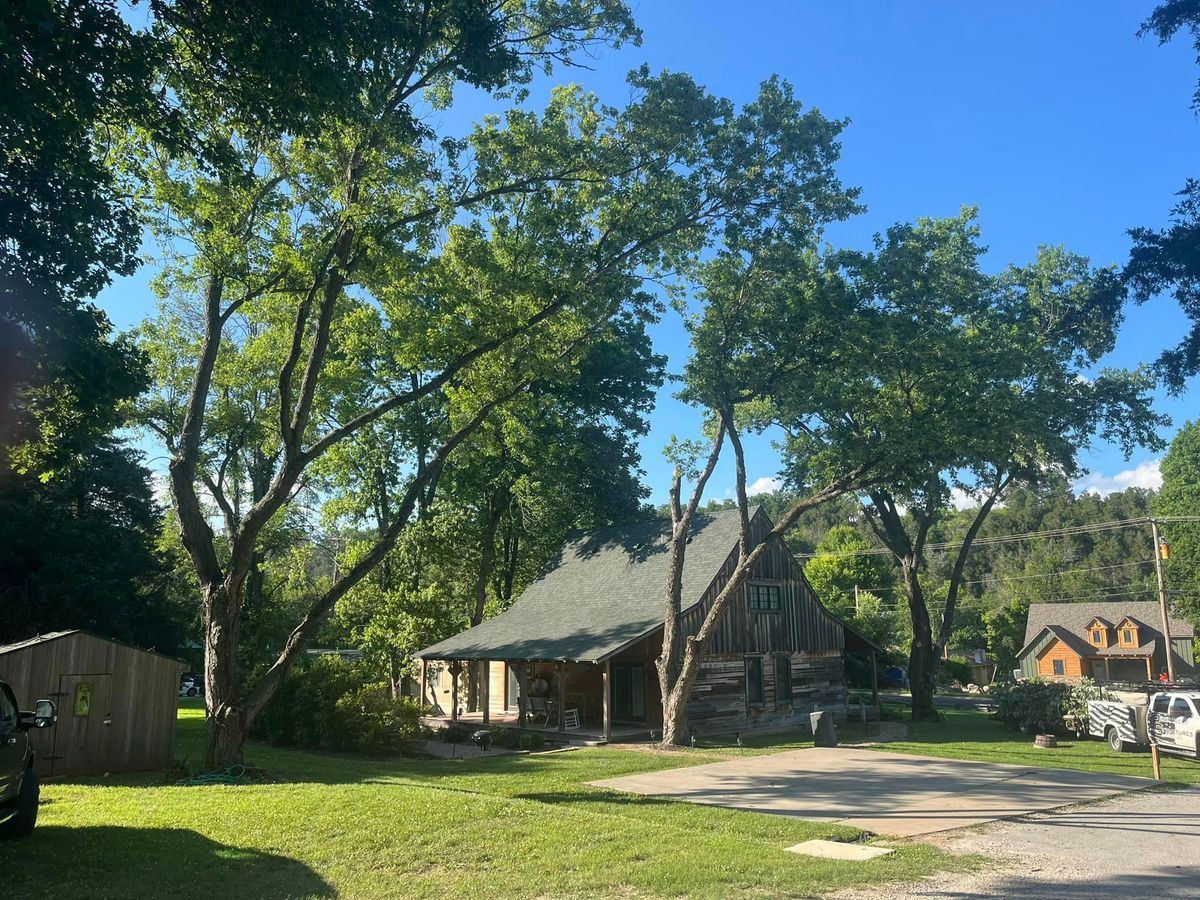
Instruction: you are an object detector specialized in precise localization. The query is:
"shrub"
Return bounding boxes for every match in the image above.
[333,684,421,755]
[518,731,545,751]
[489,726,523,750]
[991,678,1078,733]
[254,655,419,755]
[440,723,471,745]
[939,657,973,687]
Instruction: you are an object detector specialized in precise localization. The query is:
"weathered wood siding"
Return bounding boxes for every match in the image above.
[1035,639,1083,679]
[672,510,848,735]
[0,632,185,775]
[687,651,845,734]
[679,509,844,655]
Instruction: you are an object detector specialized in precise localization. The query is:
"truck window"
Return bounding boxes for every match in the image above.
[0,688,16,731]
[1169,698,1192,720]
[1152,694,1171,714]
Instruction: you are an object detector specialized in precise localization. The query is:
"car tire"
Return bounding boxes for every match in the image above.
[1106,726,1129,753]
[187,687,197,697]
[0,768,39,839]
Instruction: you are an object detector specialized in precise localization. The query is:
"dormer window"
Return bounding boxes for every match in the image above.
[1086,619,1110,648]
[1117,619,1140,648]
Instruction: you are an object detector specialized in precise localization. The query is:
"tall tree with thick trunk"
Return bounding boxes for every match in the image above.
[835,213,1165,721]
[137,7,853,764]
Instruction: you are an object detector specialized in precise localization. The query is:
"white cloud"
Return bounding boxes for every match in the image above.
[949,487,975,510]
[747,476,783,496]
[1074,459,1162,498]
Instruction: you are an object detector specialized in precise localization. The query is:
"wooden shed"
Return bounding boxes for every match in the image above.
[0,630,187,775]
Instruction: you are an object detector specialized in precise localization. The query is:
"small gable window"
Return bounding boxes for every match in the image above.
[1091,629,1103,644]
[748,583,781,612]
[1123,629,1134,645]
[1052,659,1065,676]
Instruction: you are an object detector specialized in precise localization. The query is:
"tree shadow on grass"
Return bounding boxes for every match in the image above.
[0,826,333,899]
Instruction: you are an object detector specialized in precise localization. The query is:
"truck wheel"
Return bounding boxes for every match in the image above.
[0,768,39,839]
[187,687,197,697]
[1106,727,1129,753]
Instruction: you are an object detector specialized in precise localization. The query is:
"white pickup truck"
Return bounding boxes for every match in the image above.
[1087,689,1200,758]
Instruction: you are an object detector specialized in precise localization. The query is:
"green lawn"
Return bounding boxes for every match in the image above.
[872,705,1200,785]
[0,704,970,900]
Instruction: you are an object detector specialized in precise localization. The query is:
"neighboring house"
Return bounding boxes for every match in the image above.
[949,648,996,687]
[1018,602,1196,683]
[416,506,876,740]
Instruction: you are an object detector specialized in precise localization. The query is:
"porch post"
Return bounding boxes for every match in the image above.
[557,661,566,732]
[517,661,530,727]
[1104,658,1111,681]
[450,661,460,722]
[1145,656,1152,680]
[419,658,428,711]
[481,659,490,724]
[870,651,879,707]
[602,659,612,743]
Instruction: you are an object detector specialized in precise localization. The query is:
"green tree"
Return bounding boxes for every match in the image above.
[814,212,1162,720]
[1155,420,1200,627]
[803,525,895,619]
[1125,2,1200,391]
[136,5,846,764]
[985,597,1030,675]
[0,439,188,650]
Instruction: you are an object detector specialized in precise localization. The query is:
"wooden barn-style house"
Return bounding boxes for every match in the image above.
[0,630,187,775]
[416,507,876,741]
[1018,601,1196,683]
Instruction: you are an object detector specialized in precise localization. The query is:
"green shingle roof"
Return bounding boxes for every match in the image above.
[416,508,750,663]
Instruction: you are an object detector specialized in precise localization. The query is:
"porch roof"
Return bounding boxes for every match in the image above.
[1093,641,1157,658]
[415,508,748,663]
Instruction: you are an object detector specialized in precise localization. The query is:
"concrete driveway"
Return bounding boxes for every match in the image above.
[590,748,1155,837]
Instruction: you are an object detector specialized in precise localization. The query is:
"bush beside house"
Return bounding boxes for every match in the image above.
[254,655,420,755]
[990,677,1102,734]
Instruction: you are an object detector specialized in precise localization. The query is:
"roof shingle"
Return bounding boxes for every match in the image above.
[416,508,749,662]
[1023,601,1194,647]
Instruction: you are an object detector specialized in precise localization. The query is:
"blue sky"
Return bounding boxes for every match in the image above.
[98,2,1199,504]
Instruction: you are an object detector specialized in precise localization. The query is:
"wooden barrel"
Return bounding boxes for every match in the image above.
[1034,733,1057,749]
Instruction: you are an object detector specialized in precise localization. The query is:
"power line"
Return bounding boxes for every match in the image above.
[794,515,1200,559]
[838,558,1160,597]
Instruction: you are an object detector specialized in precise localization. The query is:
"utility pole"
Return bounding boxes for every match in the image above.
[1151,519,1175,682]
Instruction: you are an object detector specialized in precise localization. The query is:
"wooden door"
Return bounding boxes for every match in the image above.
[51,674,113,776]
[611,664,646,722]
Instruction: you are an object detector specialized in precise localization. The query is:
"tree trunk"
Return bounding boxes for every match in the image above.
[661,638,703,745]
[467,494,504,713]
[902,561,940,722]
[203,582,248,768]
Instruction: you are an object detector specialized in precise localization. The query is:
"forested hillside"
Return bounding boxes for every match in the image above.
[697,475,1190,673]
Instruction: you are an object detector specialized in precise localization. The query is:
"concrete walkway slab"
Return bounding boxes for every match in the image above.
[785,839,895,860]
[589,748,1156,837]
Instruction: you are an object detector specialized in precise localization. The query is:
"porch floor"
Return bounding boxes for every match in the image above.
[421,711,655,745]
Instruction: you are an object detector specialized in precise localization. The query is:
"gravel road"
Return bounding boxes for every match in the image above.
[839,785,1200,899]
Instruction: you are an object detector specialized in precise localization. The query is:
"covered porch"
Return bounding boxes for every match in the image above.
[417,647,663,744]
[419,709,655,745]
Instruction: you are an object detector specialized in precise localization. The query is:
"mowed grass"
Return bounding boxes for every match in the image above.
[874,706,1200,785]
[0,703,970,900]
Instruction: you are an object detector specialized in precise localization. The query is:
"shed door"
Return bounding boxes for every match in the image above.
[50,674,113,776]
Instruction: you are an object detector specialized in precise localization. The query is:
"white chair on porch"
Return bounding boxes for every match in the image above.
[563,708,580,730]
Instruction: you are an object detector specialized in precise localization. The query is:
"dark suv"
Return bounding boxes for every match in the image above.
[0,680,56,839]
